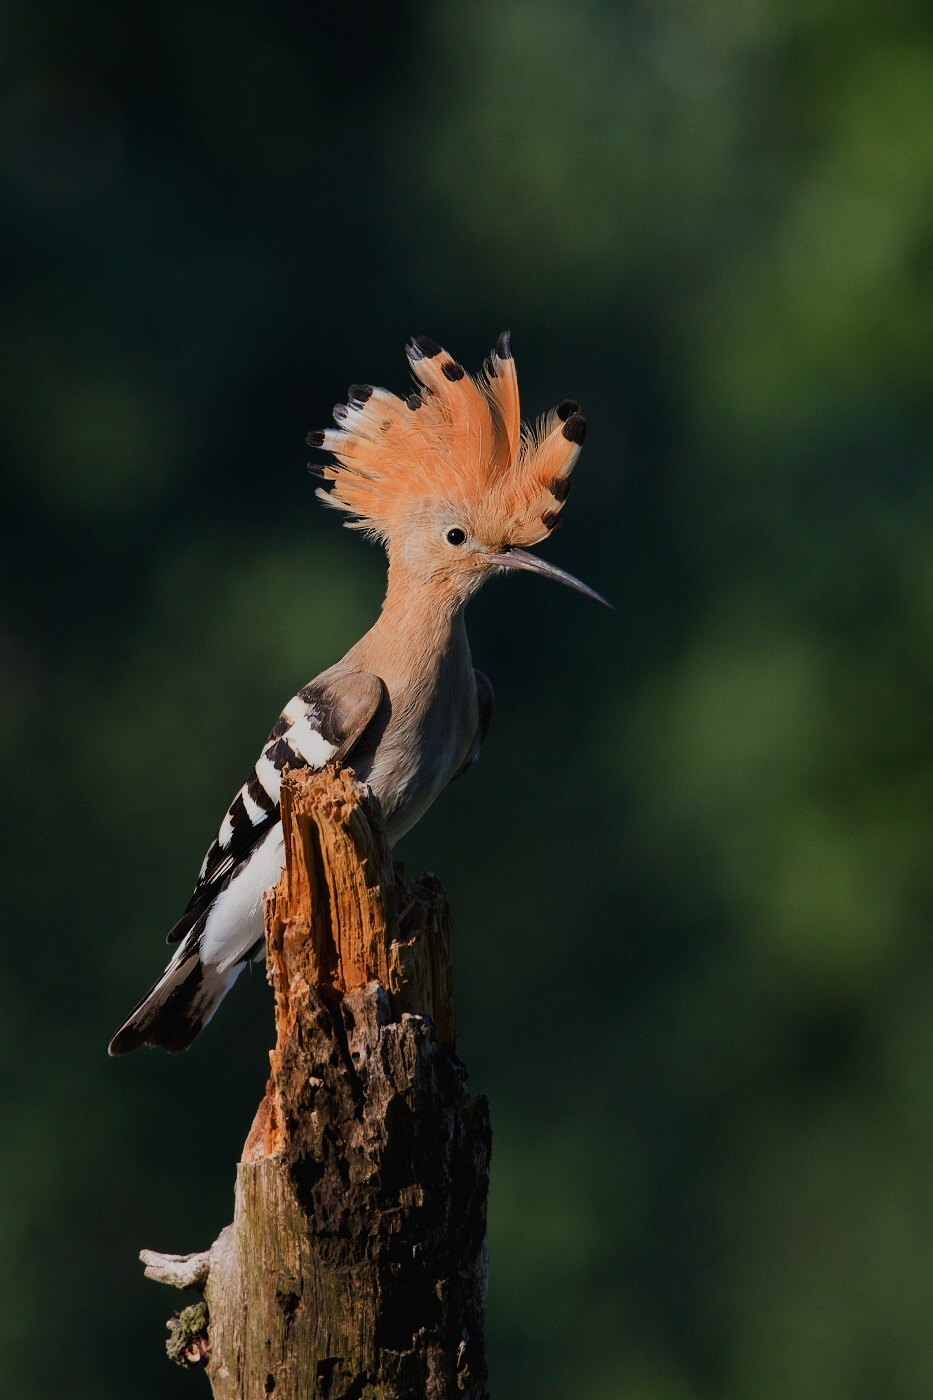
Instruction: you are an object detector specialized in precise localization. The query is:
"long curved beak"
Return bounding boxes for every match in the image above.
[485,548,613,609]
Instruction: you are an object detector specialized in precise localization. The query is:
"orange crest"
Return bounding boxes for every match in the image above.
[307,333,585,548]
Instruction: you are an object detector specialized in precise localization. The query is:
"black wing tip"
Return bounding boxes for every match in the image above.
[107,951,210,1056]
[496,330,512,359]
[107,1027,140,1056]
[108,1014,202,1056]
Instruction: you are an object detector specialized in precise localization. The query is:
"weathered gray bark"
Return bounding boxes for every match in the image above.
[142,766,491,1399]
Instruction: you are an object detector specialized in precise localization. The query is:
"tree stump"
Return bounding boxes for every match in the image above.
[141,766,491,1399]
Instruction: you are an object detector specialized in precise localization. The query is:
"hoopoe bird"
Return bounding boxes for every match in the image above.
[109,333,608,1055]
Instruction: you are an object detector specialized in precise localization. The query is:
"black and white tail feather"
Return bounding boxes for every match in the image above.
[108,672,384,1055]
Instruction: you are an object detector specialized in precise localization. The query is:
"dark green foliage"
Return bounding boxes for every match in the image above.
[2,1,933,1397]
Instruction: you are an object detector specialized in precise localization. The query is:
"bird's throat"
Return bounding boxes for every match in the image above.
[346,556,472,691]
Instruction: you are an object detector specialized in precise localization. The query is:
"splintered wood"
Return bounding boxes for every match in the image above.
[244,767,458,1164]
[141,764,490,1400]
[276,766,394,995]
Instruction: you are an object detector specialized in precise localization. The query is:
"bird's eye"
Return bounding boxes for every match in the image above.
[445,528,467,546]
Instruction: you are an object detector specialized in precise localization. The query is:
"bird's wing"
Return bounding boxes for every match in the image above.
[166,670,385,943]
[449,669,495,783]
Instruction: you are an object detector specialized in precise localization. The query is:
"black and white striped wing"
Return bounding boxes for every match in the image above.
[166,670,385,944]
[108,670,384,1057]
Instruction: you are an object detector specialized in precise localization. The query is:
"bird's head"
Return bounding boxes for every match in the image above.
[307,333,609,609]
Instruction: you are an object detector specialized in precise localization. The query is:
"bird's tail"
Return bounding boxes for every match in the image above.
[108,938,243,1055]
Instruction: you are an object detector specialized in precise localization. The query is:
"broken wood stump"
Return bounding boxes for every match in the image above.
[141,765,491,1399]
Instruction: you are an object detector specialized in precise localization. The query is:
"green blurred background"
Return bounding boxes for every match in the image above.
[3,1,933,1395]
